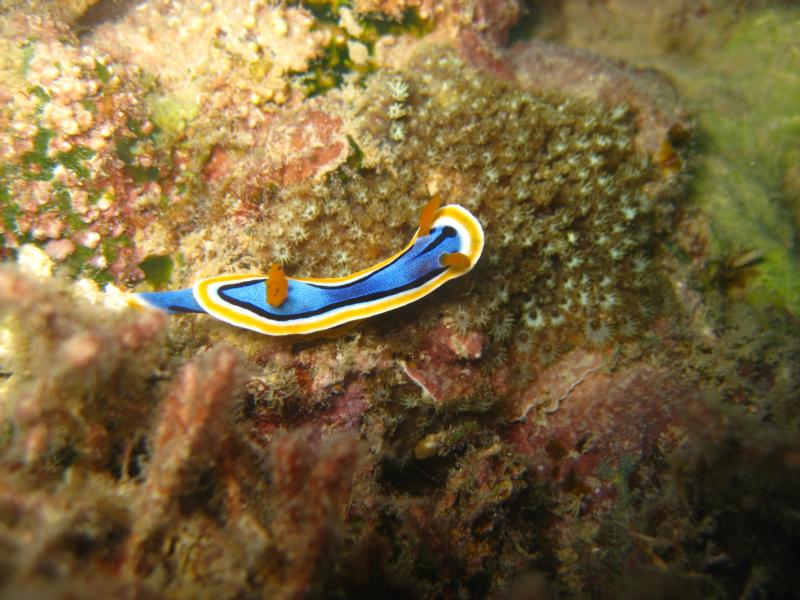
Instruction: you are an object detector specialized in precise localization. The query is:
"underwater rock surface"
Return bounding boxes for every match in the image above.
[0,1,798,599]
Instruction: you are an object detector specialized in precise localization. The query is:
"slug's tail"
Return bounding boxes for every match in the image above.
[130,287,206,314]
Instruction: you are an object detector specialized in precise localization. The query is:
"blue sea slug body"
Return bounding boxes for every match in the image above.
[133,197,484,335]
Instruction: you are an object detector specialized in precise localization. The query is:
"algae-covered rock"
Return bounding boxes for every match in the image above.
[687,10,800,315]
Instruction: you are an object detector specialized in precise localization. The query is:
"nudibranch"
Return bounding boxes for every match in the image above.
[132,197,484,335]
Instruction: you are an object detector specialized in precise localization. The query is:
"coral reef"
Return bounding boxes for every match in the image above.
[0,1,798,599]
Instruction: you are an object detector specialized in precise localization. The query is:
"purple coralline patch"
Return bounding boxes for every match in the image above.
[507,356,687,512]
[402,323,488,405]
[252,106,349,188]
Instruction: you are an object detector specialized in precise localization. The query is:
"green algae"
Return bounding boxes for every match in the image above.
[295,1,434,96]
[688,9,800,315]
[116,135,159,183]
[149,93,199,138]
[0,165,23,247]
[20,38,36,76]
[139,254,174,289]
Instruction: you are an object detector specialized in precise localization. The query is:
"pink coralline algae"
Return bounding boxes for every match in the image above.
[267,427,361,598]
[0,15,174,282]
[403,323,488,405]
[126,347,241,571]
[244,107,348,191]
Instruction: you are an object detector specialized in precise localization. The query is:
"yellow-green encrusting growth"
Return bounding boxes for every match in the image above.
[389,51,665,357]
[197,47,668,364]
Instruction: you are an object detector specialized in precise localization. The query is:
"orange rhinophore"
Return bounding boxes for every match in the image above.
[267,263,288,307]
[440,252,471,269]
[417,194,442,237]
